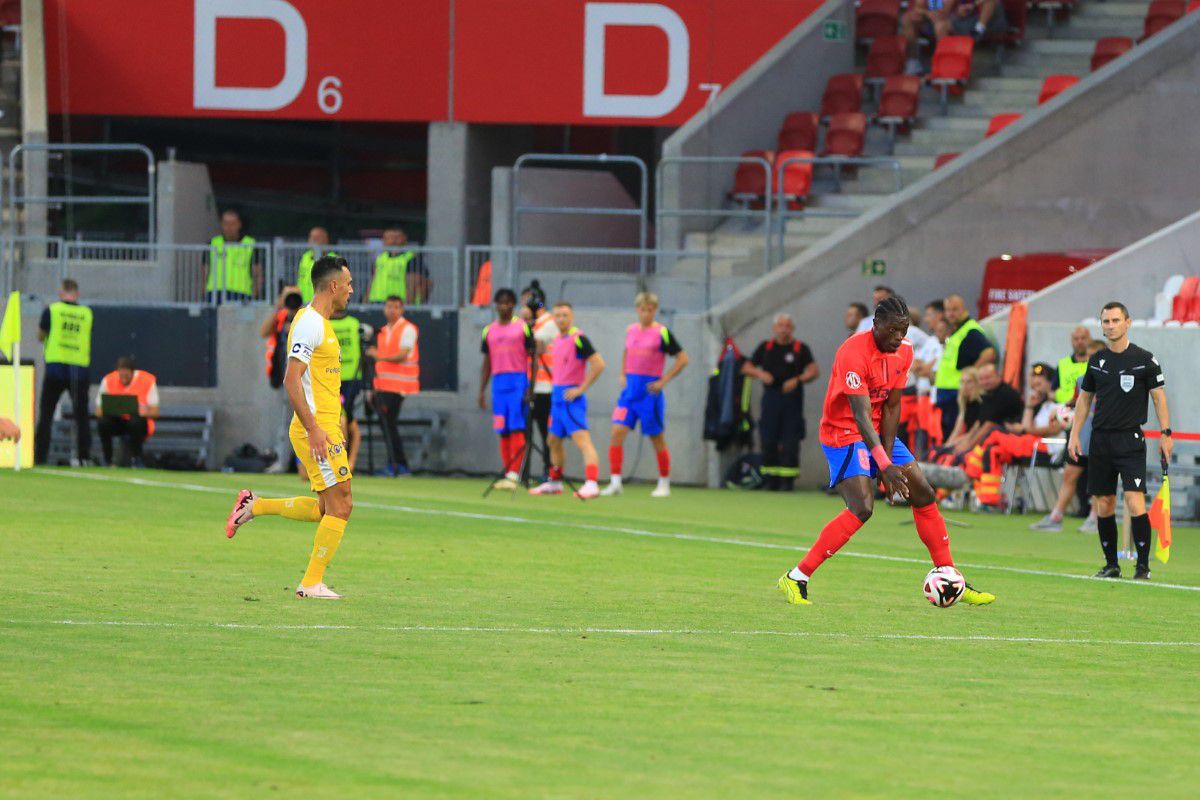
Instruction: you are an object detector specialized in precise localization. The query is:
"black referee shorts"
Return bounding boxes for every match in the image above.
[1087,429,1147,496]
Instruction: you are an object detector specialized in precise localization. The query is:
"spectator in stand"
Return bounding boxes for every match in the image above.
[911,311,948,457]
[297,227,333,304]
[205,209,262,303]
[933,294,996,441]
[901,0,1008,76]
[1052,325,1091,405]
[94,356,159,468]
[844,302,870,337]
[938,367,983,455]
[34,278,93,466]
[260,285,304,473]
[855,286,895,334]
[898,307,938,453]
[923,300,946,333]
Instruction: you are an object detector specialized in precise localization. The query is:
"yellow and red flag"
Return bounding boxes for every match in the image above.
[1149,458,1171,564]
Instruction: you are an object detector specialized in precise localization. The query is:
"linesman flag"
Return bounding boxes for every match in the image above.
[1149,453,1171,564]
[0,291,19,361]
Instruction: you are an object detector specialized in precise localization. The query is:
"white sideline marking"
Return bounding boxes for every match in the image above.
[6,619,1200,648]
[33,469,1200,593]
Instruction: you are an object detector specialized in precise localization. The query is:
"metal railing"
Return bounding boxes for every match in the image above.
[463,245,515,307]
[7,144,157,242]
[511,153,648,246]
[271,242,460,309]
[2,236,66,297]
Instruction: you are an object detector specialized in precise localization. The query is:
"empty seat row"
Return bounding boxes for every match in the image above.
[775,110,867,157]
[728,150,815,208]
[821,73,921,126]
[1159,275,1200,323]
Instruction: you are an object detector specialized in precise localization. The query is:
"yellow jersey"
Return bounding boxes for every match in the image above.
[287,305,343,433]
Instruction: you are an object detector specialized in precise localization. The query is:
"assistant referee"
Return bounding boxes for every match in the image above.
[1068,301,1172,580]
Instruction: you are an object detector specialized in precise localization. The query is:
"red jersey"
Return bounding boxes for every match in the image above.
[819,331,914,447]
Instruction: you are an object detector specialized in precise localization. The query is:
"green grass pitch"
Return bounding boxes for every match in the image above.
[3,468,1199,798]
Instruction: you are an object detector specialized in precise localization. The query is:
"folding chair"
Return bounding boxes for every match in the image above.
[1003,437,1067,515]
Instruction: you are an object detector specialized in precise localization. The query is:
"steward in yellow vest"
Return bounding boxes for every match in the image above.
[205,210,260,300]
[34,279,94,464]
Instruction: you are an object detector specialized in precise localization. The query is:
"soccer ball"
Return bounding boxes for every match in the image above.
[923,566,966,607]
[1055,405,1075,428]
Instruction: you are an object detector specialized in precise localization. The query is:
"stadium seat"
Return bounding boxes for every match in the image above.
[774,150,815,209]
[925,36,974,113]
[875,76,920,151]
[1142,0,1185,40]
[823,113,868,158]
[777,112,819,153]
[820,74,864,120]
[1091,37,1134,71]
[1171,275,1199,321]
[864,36,907,100]
[728,150,774,207]
[934,152,960,169]
[855,0,901,46]
[1190,0,1200,12]
[985,113,1022,137]
[1038,75,1080,104]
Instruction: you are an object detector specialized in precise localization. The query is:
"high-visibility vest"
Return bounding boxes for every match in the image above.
[373,318,420,395]
[368,251,415,302]
[265,309,288,380]
[935,318,987,391]
[297,248,338,304]
[45,301,93,367]
[533,310,555,387]
[207,235,257,296]
[471,260,493,306]
[99,369,158,436]
[1055,356,1088,405]
[329,314,362,381]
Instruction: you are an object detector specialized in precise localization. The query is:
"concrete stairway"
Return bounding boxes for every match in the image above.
[673,0,1150,279]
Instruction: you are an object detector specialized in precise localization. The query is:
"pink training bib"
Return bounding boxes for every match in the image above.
[624,322,666,377]
[551,329,586,387]
[485,318,529,375]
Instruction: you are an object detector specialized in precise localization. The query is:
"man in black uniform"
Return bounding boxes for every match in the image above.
[1068,302,1172,580]
[742,313,820,490]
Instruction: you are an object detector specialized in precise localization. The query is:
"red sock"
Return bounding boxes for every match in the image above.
[912,502,954,567]
[798,510,864,576]
[656,448,671,478]
[549,465,563,480]
[498,435,511,470]
[508,431,526,471]
[585,463,599,482]
[609,445,623,476]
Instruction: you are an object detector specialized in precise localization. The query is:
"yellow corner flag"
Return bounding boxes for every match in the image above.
[1149,458,1171,564]
[0,291,19,361]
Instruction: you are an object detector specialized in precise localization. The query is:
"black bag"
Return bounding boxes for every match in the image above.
[223,443,272,473]
[724,453,764,490]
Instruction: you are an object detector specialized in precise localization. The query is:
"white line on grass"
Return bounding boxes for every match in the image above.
[34,469,1200,593]
[6,618,1200,648]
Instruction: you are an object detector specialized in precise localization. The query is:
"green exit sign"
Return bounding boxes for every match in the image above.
[822,20,847,41]
[861,259,886,276]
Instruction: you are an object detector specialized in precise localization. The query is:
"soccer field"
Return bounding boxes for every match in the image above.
[3,469,1199,799]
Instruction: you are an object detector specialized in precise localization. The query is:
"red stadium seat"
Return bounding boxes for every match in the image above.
[1171,276,1199,322]
[728,150,774,206]
[925,36,974,113]
[774,150,815,209]
[777,112,819,153]
[985,113,1022,137]
[856,0,901,45]
[934,152,960,169]
[875,76,920,153]
[820,74,864,120]
[1038,74,1080,104]
[1190,0,1200,12]
[823,113,867,158]
[865,35,907,93]
[1142,0,1185,40]
[1090,37,1133,71]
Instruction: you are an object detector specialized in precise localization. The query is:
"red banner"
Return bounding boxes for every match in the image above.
[45,0,821,125]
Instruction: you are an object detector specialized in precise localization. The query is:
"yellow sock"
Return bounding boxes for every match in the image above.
[300,515,347,587]
[252,496,322,522]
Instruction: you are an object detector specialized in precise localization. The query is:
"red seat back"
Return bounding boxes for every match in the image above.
[777,112,819,153]
[878,75,921,119]
[1038,74,1080,104]
[1143,0,1185,38]
[775,150,814,204]
[865,36,907,80]
[1091,37,1133,71]
[820,74,864,118]
[1189,0,1200,13]
[929,36,974,83]
[934,152,960,169]
[856,0,901,43]
[0,0,19,27]
[985,113,1022,137]
[1172,276,1199,321]
[731,151,774,198]
[823,113,867,157]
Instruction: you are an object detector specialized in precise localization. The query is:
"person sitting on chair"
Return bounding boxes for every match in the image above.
[94,356,159,467]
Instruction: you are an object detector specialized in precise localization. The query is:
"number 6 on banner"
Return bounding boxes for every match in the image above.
[318,76,343,114]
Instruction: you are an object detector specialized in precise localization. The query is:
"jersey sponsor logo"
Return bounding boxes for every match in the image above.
[1099,359,1105,368]
[1120,374,1135,392]
[1134,477,1142,487]
[857,447,870,469]
[1157,374,1164,383]
[845,371,862,390]
[338,466,349,477]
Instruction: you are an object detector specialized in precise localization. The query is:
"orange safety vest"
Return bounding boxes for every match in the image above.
[100,370,158,436]
[471,260,493,306]
[533,309,554,386]
[373,317,420,395]
[265,309,288,377]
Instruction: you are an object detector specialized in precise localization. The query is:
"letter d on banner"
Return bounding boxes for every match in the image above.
[583,3,689,119]
[194,0,308,111]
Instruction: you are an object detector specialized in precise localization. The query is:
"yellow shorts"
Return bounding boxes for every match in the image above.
[290,424,353,492]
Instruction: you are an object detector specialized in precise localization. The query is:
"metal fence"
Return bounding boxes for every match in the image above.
[272,242,460,308]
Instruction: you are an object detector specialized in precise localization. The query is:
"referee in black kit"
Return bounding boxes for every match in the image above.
[1068,302,1172,580]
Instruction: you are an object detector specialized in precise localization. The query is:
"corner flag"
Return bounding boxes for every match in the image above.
[1149,454,1171,564]
[0,291,18,361]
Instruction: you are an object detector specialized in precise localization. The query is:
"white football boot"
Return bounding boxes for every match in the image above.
[296,582,342,600]
[529,481,563,496]
[574,481,601,499]
[650,478,671,498]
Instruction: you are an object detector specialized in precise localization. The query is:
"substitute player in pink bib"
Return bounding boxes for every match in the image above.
[601,293,688,498]
[479,288,534,489]
[776,296,996,607]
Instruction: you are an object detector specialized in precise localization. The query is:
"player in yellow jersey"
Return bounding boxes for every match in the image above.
[224,255,356,599]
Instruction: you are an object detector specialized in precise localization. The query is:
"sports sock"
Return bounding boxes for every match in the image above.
[252,496,322,522]
[656,448,671,478]
[508,432,526,471]
[798,509,864,576]
[609,445,623,476]
[498,435,511,470]
[1130,513,1152,569]
[549,465,563,481]
[585,463,599,483]
[1097,514,1119,567]
[912,502,954,567]
[301,515,347,587]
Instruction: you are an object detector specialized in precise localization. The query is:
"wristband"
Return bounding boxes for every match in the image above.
[871,444,892,470]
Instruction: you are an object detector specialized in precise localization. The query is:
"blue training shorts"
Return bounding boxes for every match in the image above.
[549,385,589,438]
[612,374,666,436]
[491,372,528,434]
[822,439,915,490]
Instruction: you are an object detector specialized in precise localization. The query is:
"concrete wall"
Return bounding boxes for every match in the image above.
[509,167,641,248]
[658,0,854,249]
[20,0,49,239]
[157,161,218,246]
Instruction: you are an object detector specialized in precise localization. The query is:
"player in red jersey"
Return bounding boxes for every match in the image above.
[777,296,996,606]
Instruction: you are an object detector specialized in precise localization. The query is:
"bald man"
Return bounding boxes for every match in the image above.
[932,294,996,440]
[1053,325,1091,405]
